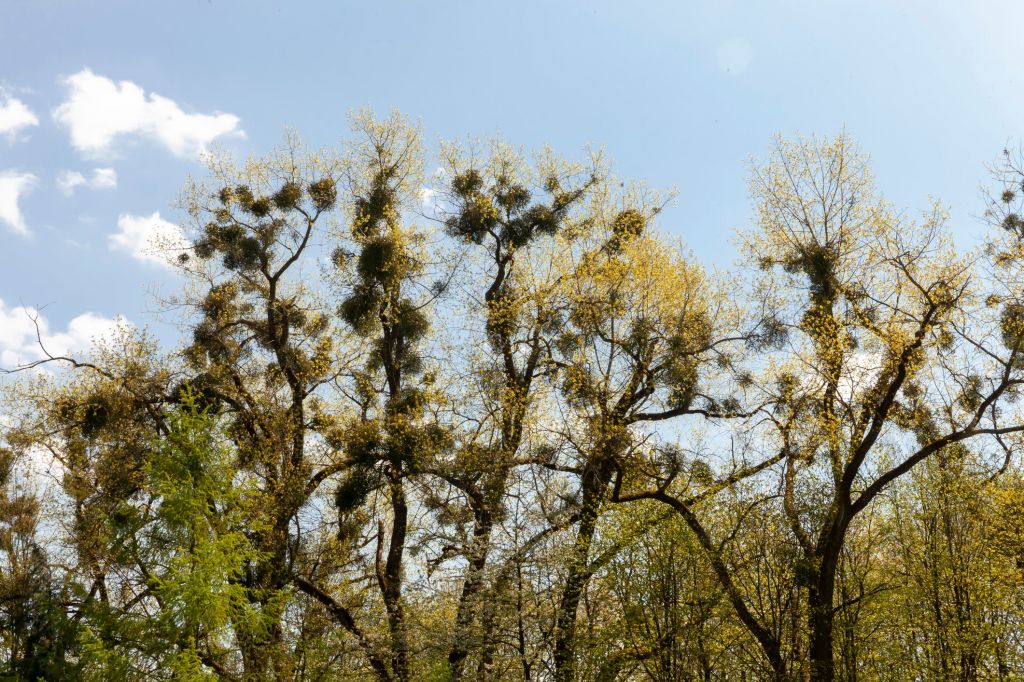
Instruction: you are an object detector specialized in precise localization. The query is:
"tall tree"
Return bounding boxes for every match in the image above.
[434,139,599,680]
[545,193,751,681]
[613,133,1024,681]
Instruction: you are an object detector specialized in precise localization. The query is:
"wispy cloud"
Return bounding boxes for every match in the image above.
[57,167,117,196]
[0,171,37,236]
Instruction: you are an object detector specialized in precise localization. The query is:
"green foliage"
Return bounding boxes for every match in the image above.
[76,394,261,679]
[8,120,1024,682]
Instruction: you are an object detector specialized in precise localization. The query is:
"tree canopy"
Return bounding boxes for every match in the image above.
[4,116,1024,681]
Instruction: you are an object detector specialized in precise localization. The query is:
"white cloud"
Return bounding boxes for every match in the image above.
[56,170,86,196]
[418,168,448,214]
[418,187,438,210]
[91,167,117,189]
[0,171,37,236]
[0,299,131,369]
[53,68,244,158]
[57,167,117,196]
[109,211,189,267]
[0,92,39,141]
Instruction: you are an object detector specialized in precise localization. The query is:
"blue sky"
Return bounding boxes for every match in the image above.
[1,0,1022,364]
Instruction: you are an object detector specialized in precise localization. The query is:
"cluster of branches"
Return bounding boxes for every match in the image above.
[3,114,1024,681]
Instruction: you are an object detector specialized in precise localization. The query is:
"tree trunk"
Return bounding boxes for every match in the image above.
[807,584,835,682]
[553,465,607,682]
[808,534,844,682]
[381,474,410,681]
[238,523,291,680]
[449,505,495,680]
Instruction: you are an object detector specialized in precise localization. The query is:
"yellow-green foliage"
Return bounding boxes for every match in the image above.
[5,123,1024,682]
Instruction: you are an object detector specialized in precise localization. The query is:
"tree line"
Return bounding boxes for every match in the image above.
[3,112,1024,681]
